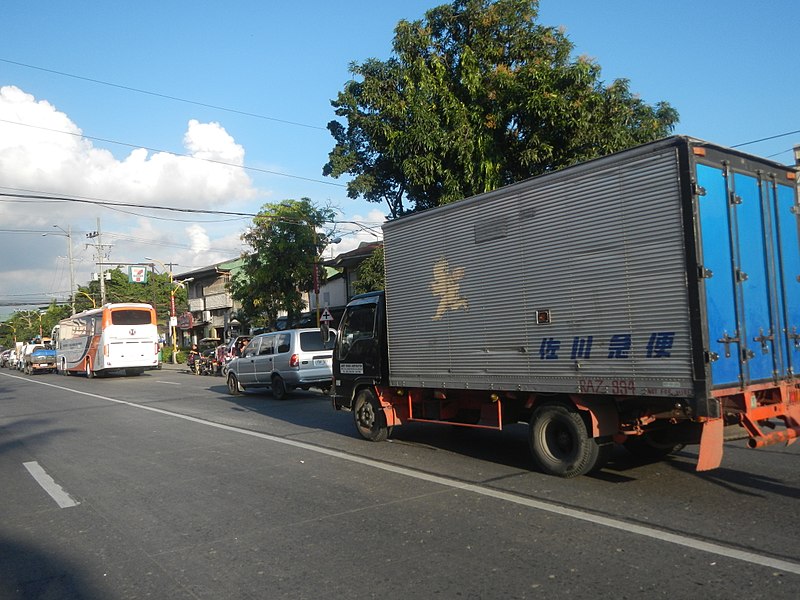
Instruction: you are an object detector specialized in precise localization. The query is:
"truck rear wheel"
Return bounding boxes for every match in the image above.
[529,403,605,478]
[354,388,390,442]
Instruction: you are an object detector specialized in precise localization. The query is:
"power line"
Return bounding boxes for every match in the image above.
[0,57,327,131]
[730,129,800,149]
[0,189,384,233]
[0,118,346,188]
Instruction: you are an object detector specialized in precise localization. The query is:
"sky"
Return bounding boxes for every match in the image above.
[1,0,798,319]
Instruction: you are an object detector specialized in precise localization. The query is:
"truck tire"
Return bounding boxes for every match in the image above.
[85,360,95,379]
[353,388,390,442]
[529,403,604,478]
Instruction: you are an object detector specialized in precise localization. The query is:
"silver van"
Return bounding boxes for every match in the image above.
[225,328,335,399]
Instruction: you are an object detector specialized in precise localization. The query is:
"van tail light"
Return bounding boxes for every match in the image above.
[290,353,300,368]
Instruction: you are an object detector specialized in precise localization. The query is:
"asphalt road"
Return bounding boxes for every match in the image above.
[1,366,798,599]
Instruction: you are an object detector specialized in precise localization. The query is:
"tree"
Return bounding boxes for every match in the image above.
[73,270,187,319]
[352,246,385,294]
[324,0,679,217]
[1,302,69,346]
[229,199,337,327]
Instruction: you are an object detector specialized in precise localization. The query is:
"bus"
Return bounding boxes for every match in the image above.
[54,303,159,377]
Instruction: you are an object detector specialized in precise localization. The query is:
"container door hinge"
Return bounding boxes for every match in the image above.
[717,333,739,358]
[698,266,713,279]
[693,183,707,197]
[753,329,773,354]
[735,269,748,283]
[729,191,743,205]
[705,350,719,363]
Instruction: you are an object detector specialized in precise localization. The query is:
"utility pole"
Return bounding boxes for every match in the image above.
[66,224,75,314]
[86,218,111,306]
[45,225,76,314]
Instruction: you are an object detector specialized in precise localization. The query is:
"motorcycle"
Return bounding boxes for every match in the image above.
[187,349,201,374]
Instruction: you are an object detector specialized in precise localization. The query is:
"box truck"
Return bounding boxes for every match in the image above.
[331,136,800,477]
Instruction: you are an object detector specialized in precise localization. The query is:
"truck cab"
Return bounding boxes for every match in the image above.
[332,291,389,411]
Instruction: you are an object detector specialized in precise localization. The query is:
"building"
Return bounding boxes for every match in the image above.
[173,258,244,344]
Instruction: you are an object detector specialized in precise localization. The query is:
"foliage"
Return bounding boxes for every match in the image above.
[73,269,187,322]
[1,267,188,348]
[324,0,679,217]
[352,246,385,294]
[229,199,337,326]
[0,302,69,346]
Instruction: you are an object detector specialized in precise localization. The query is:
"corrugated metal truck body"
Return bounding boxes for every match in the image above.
[333,136,800,476]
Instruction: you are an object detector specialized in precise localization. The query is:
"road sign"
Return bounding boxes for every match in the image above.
[320,308,334,322]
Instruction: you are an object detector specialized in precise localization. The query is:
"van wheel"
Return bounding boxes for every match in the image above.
[272,376,288,400]
[529,403,602,478]
[227,373,242,396]
[354,388,390,442]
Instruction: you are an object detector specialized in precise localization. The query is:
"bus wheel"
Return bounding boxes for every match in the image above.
[529,402,602,478]
[354,388,390,442]
[85,360,95,379]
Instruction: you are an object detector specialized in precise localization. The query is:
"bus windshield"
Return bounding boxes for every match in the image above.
[111,309,153,326]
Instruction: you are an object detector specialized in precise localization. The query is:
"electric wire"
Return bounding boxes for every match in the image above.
[0,57,326,131]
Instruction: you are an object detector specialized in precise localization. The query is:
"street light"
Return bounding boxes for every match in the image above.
[42,225,76,314]
[77,291,97,308]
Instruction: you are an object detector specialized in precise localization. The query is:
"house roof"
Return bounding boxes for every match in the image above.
[324,241,382,269]
[174,257,243,281]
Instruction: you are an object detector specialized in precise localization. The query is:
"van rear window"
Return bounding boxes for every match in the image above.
[299,331,336,351]
[111,310,153,325]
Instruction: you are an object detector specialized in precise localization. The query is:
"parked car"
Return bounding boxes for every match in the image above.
[0,349,11,368]
[225,328,335,399]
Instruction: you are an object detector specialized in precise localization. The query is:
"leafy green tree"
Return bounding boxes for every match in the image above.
[352,246,385,294]
[73,269,187,319]
[324,0,679,217]
[229,199,337,327]
[1,302,69,345]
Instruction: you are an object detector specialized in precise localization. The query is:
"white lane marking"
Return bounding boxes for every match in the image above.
[6,372,800,575]
[23,461,80,508]
[154,381,182,385]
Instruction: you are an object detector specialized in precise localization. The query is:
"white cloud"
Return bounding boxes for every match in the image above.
[0,85,258,217]
[0,85,262,315]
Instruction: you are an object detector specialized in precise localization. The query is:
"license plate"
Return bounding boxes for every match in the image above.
[314,359,329,367]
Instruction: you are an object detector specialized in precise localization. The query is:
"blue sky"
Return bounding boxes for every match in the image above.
[1,0,798,317]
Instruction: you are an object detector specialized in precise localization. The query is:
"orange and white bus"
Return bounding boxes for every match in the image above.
[54,303,159,377]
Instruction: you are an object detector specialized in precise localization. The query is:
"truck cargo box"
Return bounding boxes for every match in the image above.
[382,136,800,412]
